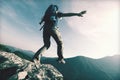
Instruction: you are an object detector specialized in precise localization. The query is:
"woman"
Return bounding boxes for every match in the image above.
[33,4,86,64]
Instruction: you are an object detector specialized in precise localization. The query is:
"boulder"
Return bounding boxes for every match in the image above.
[0,51,63,80]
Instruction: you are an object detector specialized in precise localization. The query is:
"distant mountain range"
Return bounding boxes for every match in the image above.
[0,44,120,80]
[41,56,120,80]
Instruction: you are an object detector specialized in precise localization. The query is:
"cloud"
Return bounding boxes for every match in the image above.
[1,0,119,59]
[0,1,41,50]
[1,0,38,33]
[61,0,119,58]
[1,3,17,18]
[22,0,37,8]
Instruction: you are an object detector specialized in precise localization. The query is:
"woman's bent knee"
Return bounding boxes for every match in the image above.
[44,44,50,49]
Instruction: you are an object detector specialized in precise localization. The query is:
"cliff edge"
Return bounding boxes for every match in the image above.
[0,51,63,80]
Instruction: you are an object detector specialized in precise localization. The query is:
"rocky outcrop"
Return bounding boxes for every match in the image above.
[0,51,63,80]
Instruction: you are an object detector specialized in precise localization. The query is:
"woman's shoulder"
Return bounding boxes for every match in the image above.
[57,12,63,17]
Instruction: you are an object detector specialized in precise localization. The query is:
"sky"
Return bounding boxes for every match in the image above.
[0,0,119,59]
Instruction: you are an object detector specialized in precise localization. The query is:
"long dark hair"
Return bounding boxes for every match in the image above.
[42,4,58,21]
[45,4,58,14]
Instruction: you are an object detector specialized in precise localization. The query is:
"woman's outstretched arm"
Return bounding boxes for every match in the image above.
[59,10,87,17]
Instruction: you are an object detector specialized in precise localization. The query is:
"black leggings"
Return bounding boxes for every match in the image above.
[34,28,64,59]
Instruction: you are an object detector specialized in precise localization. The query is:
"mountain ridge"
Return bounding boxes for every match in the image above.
[0,44,120,80]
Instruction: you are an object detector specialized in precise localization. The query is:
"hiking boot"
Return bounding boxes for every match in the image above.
[33,58,41,68]
[31,54,40,62]
[57,58,66,64]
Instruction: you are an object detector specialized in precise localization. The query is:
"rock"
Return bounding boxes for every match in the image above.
[0,51,63,80]
[18,71,28,79]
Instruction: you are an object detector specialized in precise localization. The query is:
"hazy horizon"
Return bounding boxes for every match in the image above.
[1,0,119,59]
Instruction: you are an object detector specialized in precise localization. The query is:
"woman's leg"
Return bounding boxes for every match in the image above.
[33,30,51,60]
[51,29,64,60]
